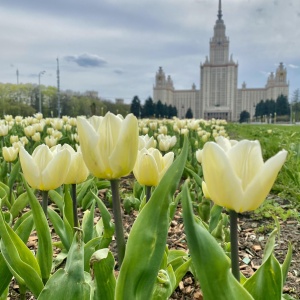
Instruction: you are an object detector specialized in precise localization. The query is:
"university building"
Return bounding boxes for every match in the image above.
[153,0,289,121]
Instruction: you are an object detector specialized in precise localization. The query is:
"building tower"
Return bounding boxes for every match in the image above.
[200,0,238,120]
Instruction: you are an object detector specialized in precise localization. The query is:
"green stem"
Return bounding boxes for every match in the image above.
[8,162,12,204]
[110,179,126,266]
[229,210,240,282]
[145,185,152,202]
[71,183,78,228]
[19,284,27,300]
[41,190,49,216]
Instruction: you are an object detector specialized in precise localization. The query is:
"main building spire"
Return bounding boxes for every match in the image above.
[217,0,223,20]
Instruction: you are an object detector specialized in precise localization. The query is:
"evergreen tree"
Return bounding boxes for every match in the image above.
[185,108,193,118]
[292,89,300,122]
[130,95,142,118]
[255,100,264,117]
[239,110,250,123]
[142,97,155,118]
[276,94,290,116]
[155,100,164,118]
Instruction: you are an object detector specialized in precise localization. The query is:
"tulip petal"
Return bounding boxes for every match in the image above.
[77,117,104,177]
[227,140,264,190]
[215,136,232,152]
[19,147,41,189]
[95,113,123,178]
[41,149,71,190]
[32,145,54,172]
[109,114,138,178]
[202,142,243,212]
[88,115,103,131]
[242,150,287,212]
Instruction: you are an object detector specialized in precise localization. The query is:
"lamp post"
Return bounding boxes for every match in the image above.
[38,71,45,113]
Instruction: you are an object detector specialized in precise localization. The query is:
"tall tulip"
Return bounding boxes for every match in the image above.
[19,144,71,215]
[77,112,139,265]
[202,139,287,281]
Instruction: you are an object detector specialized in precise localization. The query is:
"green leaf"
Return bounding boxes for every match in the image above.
[38,232,92,300]
[63,185,74,230]
[0,213,34,296]
[77,178,94,206]
[48,190,64,212]
[0,253,12,297]
[174,258,191,288]
[8,160,20,191]
[282,242,292,286]
[91,248,116,300]
[184,166,202,187]
[84,237,102,272]
[208,204,223,232]
[151,266,176,300]
[243,254,282,300]
[0,211,44,297]
[82,202,95,243]
[10,192,29,219]
[0,185,10,209]
[93,194,115,248]
[115,135,188,300]
[181,181,254,300]
[23,179,53,283]
[48,208,72,251]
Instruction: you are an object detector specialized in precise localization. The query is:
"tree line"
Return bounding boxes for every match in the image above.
[254,95,290,118]
[0,83,131,117]
[130,96,178,119]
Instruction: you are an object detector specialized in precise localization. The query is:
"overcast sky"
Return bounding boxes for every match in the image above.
[1,0,299,103]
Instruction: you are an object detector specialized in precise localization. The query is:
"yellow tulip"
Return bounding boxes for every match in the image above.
[133,148,174,186]
[77,112,139,179]
[19,144,71,191]
[0,125,9,136]
[138,134,156,150]
[52,144,89,184]
[202,140,287,213]
[2,146,19,162]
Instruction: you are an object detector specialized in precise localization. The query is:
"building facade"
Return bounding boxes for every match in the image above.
[153,0,289,121]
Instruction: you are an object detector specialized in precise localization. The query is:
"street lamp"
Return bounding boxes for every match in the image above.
[38,71,45,113]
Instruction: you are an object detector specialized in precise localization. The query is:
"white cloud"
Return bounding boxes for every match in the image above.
[0,0,299,102]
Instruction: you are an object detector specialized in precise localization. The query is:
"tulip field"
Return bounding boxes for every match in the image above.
[0,113,300,299]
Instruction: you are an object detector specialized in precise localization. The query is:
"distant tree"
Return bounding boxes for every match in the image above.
[292,89,300,122]
[130,95,142,118]
[142,97,155,118]
[155,100,164,118]
[255,100,264,117]
[239,110,250,123]
[171,105,178,118]
[162,103,169,118]
[185,108,193,118]
[276,94,290,116]
[265,99,276,116]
